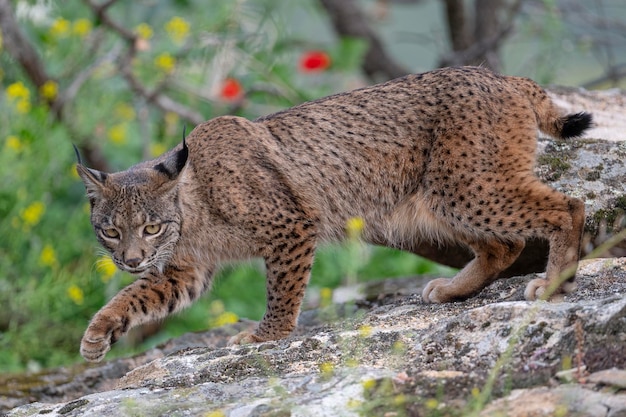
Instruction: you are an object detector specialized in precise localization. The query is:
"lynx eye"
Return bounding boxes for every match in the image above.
[102,228,120,239]
[144,224,162,236]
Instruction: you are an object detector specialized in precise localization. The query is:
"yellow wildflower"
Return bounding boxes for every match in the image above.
[165,111,179,134]
[209,299,226,315]
[361,378,376,391]
[346,216,365,239]
[39,244,58,268]
[561,354,572,371]
[72,18,92,37]
[392,340,406,354]
[40,80,58,100]
[15,99,31,114]
[165,16,190,44]
[209,299,239,327]
[319,362,335,376]
[555,405,569,417]
[97,255,117,283]
[393,393,406,406]
[358,324,372,338]
[347,399,362,408]
[212,311,239,327]
[154,52,176,74]
[6,81,31,114]
[6,81,30,101]
[205,411,226,417]
[70,163,80,180]
[114,102,136,121]
[67,284,84,305]
[345,358,359,368]
[135,23,153,40]
[319,287,333,307]
[425,398,439,410]
[21,201,45,227]
[50,17,71,38]
[471,386,481,398]
[107,123,127,145]
[5,135,23,152]
[150,142,167,158]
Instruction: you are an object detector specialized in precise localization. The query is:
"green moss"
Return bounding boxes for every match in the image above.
[614,195,626,210]
[584,163,604,181]
[590,195,626,233]
[537,155,571,180]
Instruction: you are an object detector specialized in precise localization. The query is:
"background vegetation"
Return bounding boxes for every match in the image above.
[1,0,624,373]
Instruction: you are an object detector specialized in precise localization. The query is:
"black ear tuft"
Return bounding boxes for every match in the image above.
[74,144,108,200]
[178,127,189,173]
[73,144,83,165]
[153,128,189,180]
[73,144,108,183]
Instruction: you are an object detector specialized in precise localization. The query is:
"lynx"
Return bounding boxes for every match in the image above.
[77,66,591,362]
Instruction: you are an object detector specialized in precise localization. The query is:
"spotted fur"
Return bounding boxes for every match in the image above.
[77,66,590,362]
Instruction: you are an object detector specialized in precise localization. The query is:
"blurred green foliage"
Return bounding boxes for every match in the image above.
[0,0,449,373]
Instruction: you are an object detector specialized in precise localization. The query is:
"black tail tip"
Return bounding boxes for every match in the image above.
[561,112,593,139]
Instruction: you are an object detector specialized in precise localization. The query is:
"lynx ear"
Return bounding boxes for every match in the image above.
[153,128,189,180]
[73,145,107,200]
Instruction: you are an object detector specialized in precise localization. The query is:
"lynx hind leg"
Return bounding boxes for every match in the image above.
[524,194,585,301]
[229,220,317,345]
[423,238,525,303]
[421,176,583,303]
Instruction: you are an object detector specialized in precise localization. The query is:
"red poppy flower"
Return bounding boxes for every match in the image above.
[220,78,243,101]
[299,51,331,73]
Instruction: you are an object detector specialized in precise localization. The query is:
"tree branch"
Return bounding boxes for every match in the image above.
[473,0,504,71]
[439,0,523,69]
[0,0,114,171]
[0,0,58,112]
[0,0,48,87]
[86,0,135,42]
[318,0,409,81]
[82,0,205,125]
[443,0,473,52]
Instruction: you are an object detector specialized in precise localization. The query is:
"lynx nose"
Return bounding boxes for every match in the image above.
[125,258,143,268]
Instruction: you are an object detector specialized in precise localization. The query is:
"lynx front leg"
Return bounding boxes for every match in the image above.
[81,265,211,362]
[230,224,317,345]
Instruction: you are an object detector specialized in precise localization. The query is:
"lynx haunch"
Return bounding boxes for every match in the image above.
[77,66,592,362]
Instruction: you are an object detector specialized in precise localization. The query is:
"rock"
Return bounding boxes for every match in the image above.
[587,368,626,390]
[3,257,626,416]
[480,385,626,417]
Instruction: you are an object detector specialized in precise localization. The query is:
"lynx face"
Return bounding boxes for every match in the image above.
[78,165,183,275]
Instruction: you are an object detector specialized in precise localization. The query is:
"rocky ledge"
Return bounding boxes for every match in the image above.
[3,257,626,417]
[3,87,626,417]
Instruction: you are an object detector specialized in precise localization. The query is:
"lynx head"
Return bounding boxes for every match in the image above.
[75,139,188,275]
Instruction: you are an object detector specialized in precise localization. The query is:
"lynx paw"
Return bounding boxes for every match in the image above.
[422,278,455,303]
[524,278,576,301]
[228,331,267,346]
[80,315,126,362]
